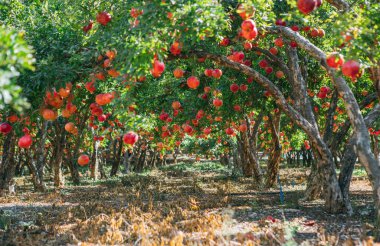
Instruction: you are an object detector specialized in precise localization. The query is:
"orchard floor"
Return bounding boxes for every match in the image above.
[0,162,376,245]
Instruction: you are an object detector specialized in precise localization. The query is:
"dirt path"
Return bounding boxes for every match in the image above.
[0,167,375,245]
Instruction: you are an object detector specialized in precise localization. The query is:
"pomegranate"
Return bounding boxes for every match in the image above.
[96,11,112,26]
[326,53,344,68]
[0,123,12,134]
[297,0,317,15]
[42,109,57,121]
[187,76,200,89]
[213,98,223,108]
[225,128,234,135]
[240,84,248,91]
[123,131,139,145]
[172,101,181,110]
[173,68,184,78]
[342,60,361,81]
[212,69,223,79]
[18,135,32,149]
[78,154,90,166]
[230,83,240,93]
[204,69,213,77]
[269,47,278,55]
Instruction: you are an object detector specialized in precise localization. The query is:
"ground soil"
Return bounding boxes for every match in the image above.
[0,166,375,245]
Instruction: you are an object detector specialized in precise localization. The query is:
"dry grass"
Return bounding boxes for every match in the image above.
[0,165,375,245]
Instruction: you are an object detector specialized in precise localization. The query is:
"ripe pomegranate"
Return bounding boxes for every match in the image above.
[151,60,165,77]
[242,27,258,40]
[95,93,113,105]
[290,41,298,48]
[219,37,230,46]
[259,59,269,68]
[275,19,286,26]
[342,60,361,81]
[204,69,213,77]
[269,47,278,55]
[233,105,241,111]
[78,154,90,166]
[98,114,107,122]
[326,53,344,68]
[318,29,325,37]
[274,38,284,47]
[297,0,317,15]
[230,83,240,93]
[42,109,57,121]
[241,19,255,31]
[0,123,12,134]
[65,122,75,133]
[173,68,184,78]
[213,98,223,108]
[276,71,284,78]
[265,67,273,74]
[184,125,193,134]
[18,135,32,149]
[203,127,211,135]
[310,28,319,37]
[225,128,234,135]
[172,101,181,110]
[170,41,182,55]
[159,112,169,121]
[239,124,248,132]
[291,25,300,32]
[240,84,248,91]
[187,76,200,89]
[244,42,253,50]
[96,11,112,26]
[212,69,223,79]
[123,131,139,145]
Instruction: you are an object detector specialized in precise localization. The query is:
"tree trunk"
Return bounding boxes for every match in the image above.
[53,123,65,188]
[266,112,282,188]
[110,138,123,176]
[35,121,49,192]
[0,132,16,195]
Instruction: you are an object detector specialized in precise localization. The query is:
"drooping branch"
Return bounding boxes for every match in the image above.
[270,26,380,182]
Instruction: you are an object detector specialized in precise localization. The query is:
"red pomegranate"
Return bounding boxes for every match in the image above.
[230,83,240,93]
[42,109,57,121]
[239,124,248,132]
[342,60,361,81]
[203,127,211,135]
[212,69,223,79]
[172,101,181,110]
[259,59,269,68]
[213,98,223,108]
[326,53,344,69]
[123,131,139,145]
[0,123,12,134]
[204,69,213,77]
[297,0,317,15]
[173,68,184,78]
[274,38,284,47]
[187,76,200,89]
[18,135,32,149]
[78,154,90,166]
[225,128,234,135]
[240,84,248,91]
[96,11,112,26]
[269,47,278,55]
